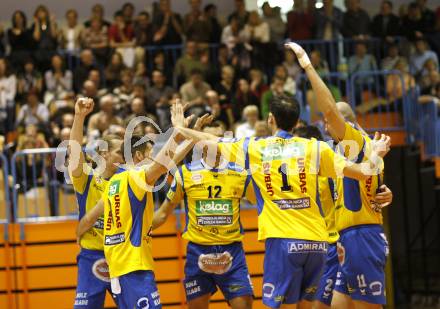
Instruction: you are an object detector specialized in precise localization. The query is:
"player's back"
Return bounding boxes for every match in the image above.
[246,131,329,242]
[103,167,154,278]
[335,123,383,232]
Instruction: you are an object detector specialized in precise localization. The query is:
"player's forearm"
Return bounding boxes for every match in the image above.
[152,201,176,230]
[343,156,384,181]
[69,114,86,177]
[304,65,346,139]
[76,200,104,239]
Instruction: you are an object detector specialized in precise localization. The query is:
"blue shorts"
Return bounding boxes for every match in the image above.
[262,238,328,308]
[184,242,253,302]
[117,270,162,309]
[74,249,116,308]
[314,243,339,306]
[334,225,389,305]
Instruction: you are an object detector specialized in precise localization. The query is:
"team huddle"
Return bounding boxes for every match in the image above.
[69,43,393,309]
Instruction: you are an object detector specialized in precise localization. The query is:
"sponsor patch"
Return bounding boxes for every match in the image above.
[337,242,346,265]
[263,283,275,298]
[288,242,328,253]
[105,233,125,245]
[196,199,233,226]
[198,251,233,274]
[273,197,310,210]
[108,180,120,196]
[92,258,110,282]
[191,174,203,183]
[260,142,305,161]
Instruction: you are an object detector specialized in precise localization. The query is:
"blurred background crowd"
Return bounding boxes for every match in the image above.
[0,0,438,154]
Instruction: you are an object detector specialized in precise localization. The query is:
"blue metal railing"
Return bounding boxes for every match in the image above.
[420,100,440,158]
[0,152,11,228]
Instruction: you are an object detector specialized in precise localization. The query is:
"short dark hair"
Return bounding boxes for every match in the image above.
[114,10,123,18]
[138,11,149,18]
[293,125,324,141]
[190,68,203,76]
[269,95,300,131]
[121,134,153,159]
[204,4,216,13]
[383,1,393,8]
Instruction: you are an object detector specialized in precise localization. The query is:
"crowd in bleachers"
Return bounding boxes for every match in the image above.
[0,0,439,154]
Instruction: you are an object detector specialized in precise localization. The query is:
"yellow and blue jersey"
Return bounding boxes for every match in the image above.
[103,167,154,278]
[219,130,347,242]
[71,169,107,251]
[335,123,383,232]
[166,160,255,245]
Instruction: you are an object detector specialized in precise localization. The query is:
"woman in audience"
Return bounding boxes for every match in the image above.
[234,104,259,138]
[59,9,83,52]
[0,58,17,134]
[80,18,109,67]
[17,59,43,102]
[282,49,302,85]
[233,78,259,121]
[386,58,416,106]
[113,69,135,116]
[105,52,126,90]
[7,10,32,68]
[248,68,268,102]
[31,5,58,71]
[44,54,73,105]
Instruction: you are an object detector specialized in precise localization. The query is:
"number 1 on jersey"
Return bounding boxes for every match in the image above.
[278,163,292,192]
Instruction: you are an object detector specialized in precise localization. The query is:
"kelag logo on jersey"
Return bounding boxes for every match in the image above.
[108,180,120,196]
[195,199,233,226]
[260,143,305,161]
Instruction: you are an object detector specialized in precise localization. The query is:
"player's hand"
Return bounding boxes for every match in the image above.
[284,42,311,69]
[371,132,391,158]
[171,99,186,127]
[74,97,94,118]
[374,184,393,208]
[193,113,214,131]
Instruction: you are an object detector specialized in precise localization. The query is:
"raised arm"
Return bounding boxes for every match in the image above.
[76,199,104,240]
[69,98,94,178]
[285,42,346,141]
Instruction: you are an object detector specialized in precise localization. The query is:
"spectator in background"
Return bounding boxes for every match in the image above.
[282,49,302,85]
[254,120,270,137]
[274,65,296,95]
[152,0,183,45]
[84,4,111,28]
[228,0,249,29]
[109,11,136,68]
[261,75,292,118]
[0,24,4,58]
[410,38,439,78]
[121,2,135,26]
[286,0,315,41]
[221,15,242,53]
[417,0,436,33]
[146,70,174,128]
[81,18,109,66]
[174,41,206,85]
[17,59,43,101]
[310,50,330,75]
[205,90,222,122]
[235,105,259,138]
[370,1,400,41]
[341,0,371,39]
[125,97,148,128]
[16,90,49,129]
[73,49,96,92]
[348,42,378,82]
[80,80,99,106]
[204,4,222,43]
[113,69,135,116]
[215,65,236,128]
[242,11,270,43]
[59,9,83,52]
[152,50,173,85]
[401,2,425,40]
[386,58,416,103]
[420,61,439,96]
[184,0,212,43]
[44,54,73,105]
[87,95,123,138]
[88,69,108,97]
[315,0,343,40]
[31,5,58,71]
[381,44,405,70]
[134,11,153,47]
[249,68,269,102]
[133,62,150,90]
[261,3,285,44]
[180,68,211,118]
[233,78,259,121]
[105,52,127,90]
[0,58,16,134]
[7,10,32,69]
